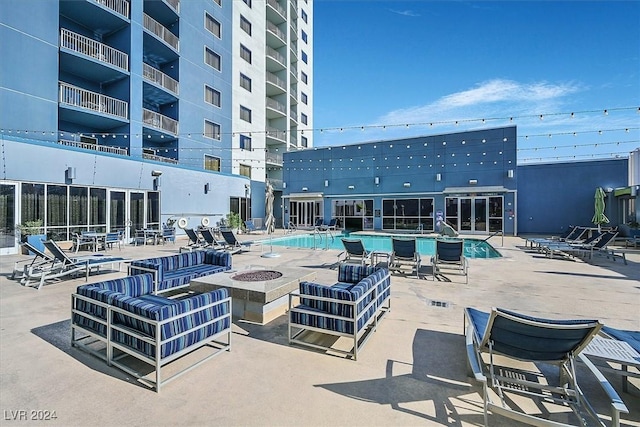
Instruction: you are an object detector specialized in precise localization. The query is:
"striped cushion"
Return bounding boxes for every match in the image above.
[290,303,377,334]
[338,263,377,284]
[110,289,230,358]
[299,278,374,317]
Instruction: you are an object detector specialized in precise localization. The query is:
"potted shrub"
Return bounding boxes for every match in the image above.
[16,219,46,254]
[226,212,243,234]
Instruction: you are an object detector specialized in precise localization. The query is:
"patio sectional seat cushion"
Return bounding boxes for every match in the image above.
[71,272,232,392]
[288,263,391,360]
[129,250,231,293]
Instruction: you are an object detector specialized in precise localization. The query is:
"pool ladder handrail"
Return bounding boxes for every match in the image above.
[312,227,335,250]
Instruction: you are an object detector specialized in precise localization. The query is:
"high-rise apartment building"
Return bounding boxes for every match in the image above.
[0,0,313,254]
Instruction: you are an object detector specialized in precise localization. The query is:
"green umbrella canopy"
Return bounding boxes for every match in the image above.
[591,187,610,229]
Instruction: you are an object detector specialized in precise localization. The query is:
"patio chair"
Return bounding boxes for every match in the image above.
[464,307,628,427]
[72,232,97,253]
[11,241,54,280]
[200,227,225,250]
[320,218,338,231]
[220,230,250,253]
[390,238,421,277]
[313,218,324,229]
[103,231,122,250]
[340,238,371,265]
[431,238,468,283]
[21,240,129,290]
[160,226,176,245]
[582,325,640,394]
[244,220,263,234]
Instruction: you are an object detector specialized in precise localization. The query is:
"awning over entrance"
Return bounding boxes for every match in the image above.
[283,192,324,199]
[443,186,510,194]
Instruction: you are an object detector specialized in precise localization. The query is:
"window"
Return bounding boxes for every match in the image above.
[239,164,251,178]
[301,51,308,64]
[240,106,252,123]
[240,134,252,150]
[301,136,308,147]
[240,44,252,63]
[240,16,251,35]
[242,0,251,6]
[301,9,307,23]
[301,112,307,125]
[204,120,221,140]
[212,0,221,6]
[301,30,308,43]
[205,13,221,38]
[240,73,252,91]
[205,85,221,107]
[205,47,221,71]
[204,154,221,171]
[21,183,44,224]
[301,71,308,84]
[301,92,308,104]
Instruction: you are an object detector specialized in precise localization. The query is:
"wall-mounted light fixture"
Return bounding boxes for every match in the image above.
[302,187,308,192]
[324,180,329,187]
[347,185,355,190]
[469,179,478,185]
[403,182,411,188]
[65,167,76,183]
[436,173,441,182]
[282,182,287,189]
[374,176,380,185]
[204,183,210,194]
[507,169,514,178]
[151,170,163,177]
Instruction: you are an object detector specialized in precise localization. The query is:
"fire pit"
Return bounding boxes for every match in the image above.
[232,270,283,282]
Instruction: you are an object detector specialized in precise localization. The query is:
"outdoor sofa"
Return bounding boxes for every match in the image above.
[128,249,231,294]
[288,263,391,360]
[71,273,232,392]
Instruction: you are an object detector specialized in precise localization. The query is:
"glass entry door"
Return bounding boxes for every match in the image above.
[0,183,17,254]
[446,196,502,234]
[289,200,321,228]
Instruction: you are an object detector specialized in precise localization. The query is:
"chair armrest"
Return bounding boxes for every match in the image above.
[578,353,628,427]
[465,320,486,383]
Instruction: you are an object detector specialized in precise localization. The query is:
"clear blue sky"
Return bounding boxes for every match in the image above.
[312,1,640,164]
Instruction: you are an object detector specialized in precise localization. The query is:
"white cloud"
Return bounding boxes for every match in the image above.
[389,9,420,17]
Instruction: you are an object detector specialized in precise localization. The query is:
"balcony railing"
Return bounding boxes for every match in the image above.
[143,13,179,51]
[142,152,178,164]
[266,98,286,115]
[266,152,283,165]
[57,139,128,155]
[267,0,286,18]
[268,178,284,190]
[267,126,286,141]
[143,108,178,135]
[164,0,180,14]
[266,21,286,43]
[59,82,128,119]
[266,46,285,65]
[143,63,179,95]
[60,28,128,71]
[94,0,130,18]
[266,72,286,91]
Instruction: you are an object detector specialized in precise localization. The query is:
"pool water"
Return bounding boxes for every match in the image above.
[264,233,501,259]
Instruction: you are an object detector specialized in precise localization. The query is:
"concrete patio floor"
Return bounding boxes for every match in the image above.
[1,231,638,426]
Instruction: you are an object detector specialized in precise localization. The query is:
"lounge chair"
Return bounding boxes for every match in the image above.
[464,307,628,427]
[244,220,263,234]
[340,238,371,265]
[526,226,587,249]
[319,218,338,231]
[390,238,421,277]
[220,230,250,253]
[21,240,129,290]
[180,228,206,252]
[525,225,576,248]
[582,325,640,393]
[11,241,54,280]
[431,238,468,283]
[312,218,324,229]
[200,227,225,249]
[545,231,625,263]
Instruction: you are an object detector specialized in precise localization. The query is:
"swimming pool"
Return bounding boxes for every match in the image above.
[264,233,501,259]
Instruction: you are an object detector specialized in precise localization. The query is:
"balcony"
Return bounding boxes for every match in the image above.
[267,126,286,142]
[94,0,130,18]
[266,71,286,95]
[57,139,128,156]
[266,46,286,68]
[142,151,178,164]
[60,29,128,73]
[267,21,286,46]
[59,82,128,120]
[143,109,178,135]
[266,152,283,166]
[266,97,286,119]
[164,0,180,14]
[144,13,179,51]
[267,0,287,20]
[60,0,129,36]
[143,63,179,96]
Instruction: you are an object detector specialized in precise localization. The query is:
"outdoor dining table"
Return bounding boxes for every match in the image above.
[78,232,107,252]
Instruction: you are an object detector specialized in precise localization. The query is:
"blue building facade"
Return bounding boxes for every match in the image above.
[283,127,518,235]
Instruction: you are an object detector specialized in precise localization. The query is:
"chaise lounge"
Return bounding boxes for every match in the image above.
[71,273,232,392]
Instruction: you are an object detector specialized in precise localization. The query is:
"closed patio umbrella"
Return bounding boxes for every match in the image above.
[591,187,609,231]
